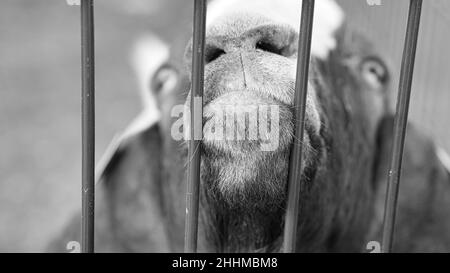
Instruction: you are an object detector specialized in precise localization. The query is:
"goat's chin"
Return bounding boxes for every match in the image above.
[200,126,323,212]
[201,146,290,211]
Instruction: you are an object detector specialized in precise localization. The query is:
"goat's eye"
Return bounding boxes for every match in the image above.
[150,65,178,95]
[360,57,389,89]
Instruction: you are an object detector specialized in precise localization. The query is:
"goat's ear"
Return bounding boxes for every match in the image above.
[47,124,170,252]
[95,124,169,252]
[371,115,450,251]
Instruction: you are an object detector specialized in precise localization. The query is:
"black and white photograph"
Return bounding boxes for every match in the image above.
[1,0,450,260]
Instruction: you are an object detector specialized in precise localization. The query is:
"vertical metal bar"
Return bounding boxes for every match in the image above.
[283,0,315,253]
[184,0,207,253]
[81,0,95,253]
[381,0,422,253]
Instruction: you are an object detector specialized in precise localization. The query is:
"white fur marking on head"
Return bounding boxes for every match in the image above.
[126,33,171,138]
[95,34,169,183]
[124,33,170,139]
[131,34,169,109]
[207,0,344,60]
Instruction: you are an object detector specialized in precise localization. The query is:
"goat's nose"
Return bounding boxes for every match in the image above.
[184,24,299,67]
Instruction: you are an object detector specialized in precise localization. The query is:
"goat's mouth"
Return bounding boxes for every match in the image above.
[197,90,324,209]
[201,91,290,155]
[201,91,322,157]
[300,125,323,185]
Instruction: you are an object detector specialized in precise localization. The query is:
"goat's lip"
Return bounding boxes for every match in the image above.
[203,91,275,109]
[199,91,319,155]
[201,92,278,151]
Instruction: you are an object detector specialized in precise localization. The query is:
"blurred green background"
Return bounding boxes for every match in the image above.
[0,0,448,252]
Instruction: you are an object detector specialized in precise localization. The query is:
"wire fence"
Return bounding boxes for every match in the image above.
[75,0,422,253]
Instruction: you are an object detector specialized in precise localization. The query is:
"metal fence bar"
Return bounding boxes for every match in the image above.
[283,0,315,253]
[81,0,95,253]
[381,0,423,253]
[184,0,207,253]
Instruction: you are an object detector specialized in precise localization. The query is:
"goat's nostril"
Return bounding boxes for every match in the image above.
[255,40,287,56]
[205,47,226,64]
